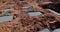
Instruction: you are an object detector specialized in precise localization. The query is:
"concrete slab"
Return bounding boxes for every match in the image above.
[28,12,42,16]
[0,16,13,22]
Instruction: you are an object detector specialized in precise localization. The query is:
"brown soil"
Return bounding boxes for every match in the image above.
[0,0,60,32]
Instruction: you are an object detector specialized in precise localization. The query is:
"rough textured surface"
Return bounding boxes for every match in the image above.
[0,0,60,32]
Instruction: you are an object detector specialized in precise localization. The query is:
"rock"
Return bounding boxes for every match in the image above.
[37,28,50,32]
[28,12,42,16]
[22,6,36,11]
[53,29,60,32]
[0,16,13,22]
[3,8,14,12]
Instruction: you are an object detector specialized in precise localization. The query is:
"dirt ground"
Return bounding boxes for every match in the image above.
[0,0,60,32]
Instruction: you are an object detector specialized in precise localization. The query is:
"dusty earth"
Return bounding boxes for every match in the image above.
[0,0,60,32]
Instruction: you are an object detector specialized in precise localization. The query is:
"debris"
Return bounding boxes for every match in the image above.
[28,12,42,16]
[37,28,50,32]
[22,6,36,11]
[0,0,60,32]
[0,16,13,22]
[47,9,60,15]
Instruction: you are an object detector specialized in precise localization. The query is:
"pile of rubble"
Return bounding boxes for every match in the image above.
[0,0,60,32]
